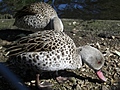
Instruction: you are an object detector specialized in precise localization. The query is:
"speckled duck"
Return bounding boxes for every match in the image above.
[14,2,63,32]
[6,30,106,88]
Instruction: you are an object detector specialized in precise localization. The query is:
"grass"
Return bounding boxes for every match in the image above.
[0,19,15,29]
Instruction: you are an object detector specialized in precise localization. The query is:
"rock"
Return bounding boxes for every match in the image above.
[102,85,110,90]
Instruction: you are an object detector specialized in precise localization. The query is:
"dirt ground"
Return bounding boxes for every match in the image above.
[0,19,119,90]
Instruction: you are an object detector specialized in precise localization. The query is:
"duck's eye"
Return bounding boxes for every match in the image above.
[98,61,102,64]
[80,48,82,51]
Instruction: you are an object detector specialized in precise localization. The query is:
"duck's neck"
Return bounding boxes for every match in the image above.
[74,47,83,69]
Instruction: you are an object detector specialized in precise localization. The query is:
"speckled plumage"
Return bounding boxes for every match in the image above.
[14,2,63,32]
[6,30,82,72]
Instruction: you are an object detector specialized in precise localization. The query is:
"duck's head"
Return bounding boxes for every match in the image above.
[78,45,106,82]
[51,17,64,32]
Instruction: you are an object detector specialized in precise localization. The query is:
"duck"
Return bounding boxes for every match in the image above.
[14,2,63,32]
[6,30,106,88]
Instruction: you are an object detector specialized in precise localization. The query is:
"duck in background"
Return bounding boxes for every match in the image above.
[14,2,63,32]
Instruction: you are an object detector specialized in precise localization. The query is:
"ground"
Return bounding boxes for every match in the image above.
[0,19,119,90]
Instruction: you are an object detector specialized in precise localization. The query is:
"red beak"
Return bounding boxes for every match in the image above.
[96,70,107,82]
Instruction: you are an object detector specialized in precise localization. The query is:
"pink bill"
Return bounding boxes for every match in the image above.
[96,70,107,82]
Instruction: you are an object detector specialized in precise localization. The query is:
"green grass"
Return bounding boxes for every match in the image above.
[81,20,120,31]
[0,19,15,29]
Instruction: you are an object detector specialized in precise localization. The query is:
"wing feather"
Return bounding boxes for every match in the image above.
[6,31,57,56]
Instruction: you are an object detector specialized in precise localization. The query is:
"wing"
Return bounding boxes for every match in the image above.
[14,2,56,18]
[14,4,37,18]
[6,30,58,56]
